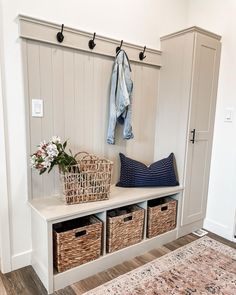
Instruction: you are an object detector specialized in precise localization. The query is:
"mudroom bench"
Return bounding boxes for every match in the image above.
[29,185,183,294]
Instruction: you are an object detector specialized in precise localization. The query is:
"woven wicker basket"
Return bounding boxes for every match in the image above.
[107,205,145,253]
[147,197,177,238]
[53,215,102,273]
[60,152,113,205]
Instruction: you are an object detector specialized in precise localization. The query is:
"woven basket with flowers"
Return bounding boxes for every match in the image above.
[31,136,113,205]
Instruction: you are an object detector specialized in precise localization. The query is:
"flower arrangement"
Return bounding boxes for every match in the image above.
[30,136,77,175]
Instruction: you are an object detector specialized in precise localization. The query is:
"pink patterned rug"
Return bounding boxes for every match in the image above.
[84,237,236,295]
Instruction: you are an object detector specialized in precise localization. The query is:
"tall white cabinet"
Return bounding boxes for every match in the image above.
[156,27,221,231]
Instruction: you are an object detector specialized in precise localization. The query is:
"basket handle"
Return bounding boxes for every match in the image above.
[161,205,168,211]
[74,151,99,161]
[124,215,133,222]
[75,230,87,238]
[74,151,89,159]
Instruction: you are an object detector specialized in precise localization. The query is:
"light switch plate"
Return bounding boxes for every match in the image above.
[32,99,43,117]
[224,108,233,122]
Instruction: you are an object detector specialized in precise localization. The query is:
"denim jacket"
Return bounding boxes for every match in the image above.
[107,50,134,144]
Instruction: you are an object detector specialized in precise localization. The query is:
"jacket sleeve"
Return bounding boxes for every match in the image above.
[106,62,118,144]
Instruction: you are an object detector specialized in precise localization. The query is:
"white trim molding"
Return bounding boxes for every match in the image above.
[18,15,162,68]
[204,218,233,241]
[11,250,32,271]
[0,0,11,273]
[0,71,11,273]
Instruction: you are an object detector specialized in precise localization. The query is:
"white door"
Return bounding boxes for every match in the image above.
[182,33,221,226]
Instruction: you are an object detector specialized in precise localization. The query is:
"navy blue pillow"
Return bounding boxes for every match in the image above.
[117,153,179,187]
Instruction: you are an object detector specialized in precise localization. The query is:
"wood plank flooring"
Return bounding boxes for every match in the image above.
[0,232,235,295]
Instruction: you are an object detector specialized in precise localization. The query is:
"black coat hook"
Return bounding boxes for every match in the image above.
[57,24,64,43]
[116,40,123,53]
[88,32,96,50]
[139,46,146,61]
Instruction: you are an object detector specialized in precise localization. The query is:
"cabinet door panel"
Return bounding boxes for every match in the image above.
[187,141,208,217]
[182,33,221,225]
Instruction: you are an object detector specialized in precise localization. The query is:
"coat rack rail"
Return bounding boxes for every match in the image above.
[18,15,162,67]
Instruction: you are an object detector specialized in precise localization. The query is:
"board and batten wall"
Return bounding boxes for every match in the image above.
[23,39,160,199]
[1,0,188,271]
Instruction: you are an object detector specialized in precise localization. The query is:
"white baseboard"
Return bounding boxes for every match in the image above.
[204,218,233,241]
[11,249,32,271]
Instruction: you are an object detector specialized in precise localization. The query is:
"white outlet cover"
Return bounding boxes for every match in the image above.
[32,99,43,117]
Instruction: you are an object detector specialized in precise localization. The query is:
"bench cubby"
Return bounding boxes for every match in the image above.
[147,197,177,238]
[107,204,145,253]
[53,215,103,273]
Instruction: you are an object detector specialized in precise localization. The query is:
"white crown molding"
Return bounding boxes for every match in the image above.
[161,26,221,41]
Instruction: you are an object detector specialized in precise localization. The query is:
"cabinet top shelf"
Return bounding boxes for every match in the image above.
[29,185,183,223]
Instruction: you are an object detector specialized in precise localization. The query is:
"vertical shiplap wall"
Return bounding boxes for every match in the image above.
[25,40,159,199]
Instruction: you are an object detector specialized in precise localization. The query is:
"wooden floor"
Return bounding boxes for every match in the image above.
[0,232,235,295]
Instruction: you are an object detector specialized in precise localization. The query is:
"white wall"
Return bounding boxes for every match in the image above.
[1,0,188,270]
[187,0,236,240]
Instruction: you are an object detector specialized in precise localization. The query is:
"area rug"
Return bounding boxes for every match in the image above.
[84,237,236,295]
[0,275,7,295]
